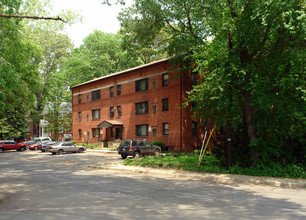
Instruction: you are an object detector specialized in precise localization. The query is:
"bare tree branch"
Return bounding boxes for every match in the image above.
[0,14,67,22]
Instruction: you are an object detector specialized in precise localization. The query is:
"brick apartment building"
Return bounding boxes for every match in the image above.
[72,58,203,152]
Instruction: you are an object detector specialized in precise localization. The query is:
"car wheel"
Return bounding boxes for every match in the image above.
[52,152,56,155]
[57,149,64,155]
[0,148,4,153]
[78,148,84,153]
[133,151,140,158]
[20,146,26,151]
[121,154,127,159]
[154,149,160,156]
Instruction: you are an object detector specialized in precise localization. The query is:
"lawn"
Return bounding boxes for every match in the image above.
[123,152,306,179]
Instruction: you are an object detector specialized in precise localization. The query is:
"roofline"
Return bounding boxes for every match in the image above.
[72,58,171,89]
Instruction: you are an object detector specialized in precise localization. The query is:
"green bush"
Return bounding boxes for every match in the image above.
[152,141,166,151]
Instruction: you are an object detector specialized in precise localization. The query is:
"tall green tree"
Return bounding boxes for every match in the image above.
[62,31,140,87]
[117,0,305,167]
[0,0,42,139]
[21,0,79,134]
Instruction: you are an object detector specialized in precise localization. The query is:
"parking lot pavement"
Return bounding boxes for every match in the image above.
[88,150,306,189]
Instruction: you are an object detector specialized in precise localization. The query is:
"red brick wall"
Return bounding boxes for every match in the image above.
[72,59,202,151]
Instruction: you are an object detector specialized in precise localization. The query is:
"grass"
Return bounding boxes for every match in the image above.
[123,152,306,179]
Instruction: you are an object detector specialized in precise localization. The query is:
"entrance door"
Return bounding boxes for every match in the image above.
[116,128,123,140]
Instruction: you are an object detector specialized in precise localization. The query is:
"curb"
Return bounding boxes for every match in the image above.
[88,164,306,189]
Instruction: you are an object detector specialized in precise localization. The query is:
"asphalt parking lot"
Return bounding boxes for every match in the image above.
[1,150,306,220]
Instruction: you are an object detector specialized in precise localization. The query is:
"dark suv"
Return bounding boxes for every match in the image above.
[117,140,161,159]
[0,140,27,153]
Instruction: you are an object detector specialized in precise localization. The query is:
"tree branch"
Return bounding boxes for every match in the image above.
[0,14,67,22]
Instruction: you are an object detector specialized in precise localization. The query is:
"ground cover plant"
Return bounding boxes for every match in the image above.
[123,152,306,179]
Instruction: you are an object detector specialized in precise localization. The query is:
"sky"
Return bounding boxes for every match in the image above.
[51,0,133,47]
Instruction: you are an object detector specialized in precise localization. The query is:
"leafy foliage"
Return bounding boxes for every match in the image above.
[0,0,41,139]
[118,0,305,168]
[62,31,141,87]
[152,140,166,151]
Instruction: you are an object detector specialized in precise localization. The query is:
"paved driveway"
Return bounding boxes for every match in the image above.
[0,151,305,220]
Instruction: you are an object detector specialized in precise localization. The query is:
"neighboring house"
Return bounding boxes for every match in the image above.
[41,102,72,141]
[72,58,204,152]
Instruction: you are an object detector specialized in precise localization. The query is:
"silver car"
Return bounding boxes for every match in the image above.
[48,142,86,155]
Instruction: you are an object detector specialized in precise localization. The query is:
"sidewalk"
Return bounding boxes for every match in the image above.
[87,149,306,189]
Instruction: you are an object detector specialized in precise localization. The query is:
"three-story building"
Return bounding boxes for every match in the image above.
[72,58,203,152]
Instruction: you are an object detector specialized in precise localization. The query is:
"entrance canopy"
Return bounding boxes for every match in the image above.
[98,120,124,128]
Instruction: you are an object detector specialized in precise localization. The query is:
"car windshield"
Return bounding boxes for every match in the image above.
[52,142,63,146]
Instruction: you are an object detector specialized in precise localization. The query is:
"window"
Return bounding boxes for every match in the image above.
[86,95,90,103]
[152,104,157,115]
[117,85,121,96]
[135,78,148,92]
[92,128,100,138]
[78,129,82,138]
[163,123,169,135]
[92,109,100,120]
[152,79,157,90]
[136,124,148,136]
[117,105,121,117]
[136,102,148,114]
[110,86,114,97]
[92,90,100,101]
[192,122,197,135]
[110,107,114,117]
[78,95,82,104]
[162,98,169,111]
[162,73,169,87]
[78,112,82,121]
[86,114,89,122]
[152,127,157,138]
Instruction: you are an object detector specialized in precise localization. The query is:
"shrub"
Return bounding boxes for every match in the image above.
[152,141,166,151]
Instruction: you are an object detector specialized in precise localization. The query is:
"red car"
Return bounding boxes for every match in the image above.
[28,141,48,151]
[0,140,27,153]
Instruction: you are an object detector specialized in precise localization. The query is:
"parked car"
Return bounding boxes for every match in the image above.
[34,137,52,143]
[0,140,27,153]
[23,140,36,146]
[117,139,161,159]
[41,141,58,152]
[28,141,48,151]
[24,137,51,146]
[48,142,86,155]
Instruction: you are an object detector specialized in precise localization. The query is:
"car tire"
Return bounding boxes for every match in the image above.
[57,149,64,155]
[133,151,140,158]
[154,149,160,156]
[78,148,84,153]
[52,152,56,155]
[20,146,26,151]
[0,148,4,153]
[121,154,127,159]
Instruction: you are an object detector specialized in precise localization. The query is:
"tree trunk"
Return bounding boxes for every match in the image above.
[244,90,258,164]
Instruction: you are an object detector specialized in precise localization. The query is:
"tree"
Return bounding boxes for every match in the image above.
[118,6,169,63]
[117,0,305,167]
[62,31,140,87]
[0,0,79,139]
[20,0,79,135]
[0,0,42,139]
